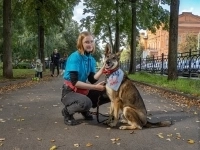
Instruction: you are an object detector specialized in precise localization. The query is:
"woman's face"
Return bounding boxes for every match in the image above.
[82,35,94,53]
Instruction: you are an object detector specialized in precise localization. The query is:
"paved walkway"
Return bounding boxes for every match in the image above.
[0,76,199,150]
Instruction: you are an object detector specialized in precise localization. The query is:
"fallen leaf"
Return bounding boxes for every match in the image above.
[74,143,80,147]
[0,138,5,141]
[0,143,3,146]
[95,136,99,138]
[86,143,92,147]
[37,138,42,141]
[166,138,171,141]
[157,133,164,139]
[50,145,57,150]
[51,140,55,142]
[187,139,195,144]
[167,134,172,137]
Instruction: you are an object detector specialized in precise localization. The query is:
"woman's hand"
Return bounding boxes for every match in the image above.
[94,81,106,91]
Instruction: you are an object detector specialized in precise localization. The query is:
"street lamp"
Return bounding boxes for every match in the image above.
[36,8,41,59]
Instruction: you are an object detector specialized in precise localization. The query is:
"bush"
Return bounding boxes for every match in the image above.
[13,62,32,69]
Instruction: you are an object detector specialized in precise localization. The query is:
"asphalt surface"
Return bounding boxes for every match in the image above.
[0,76,200,150]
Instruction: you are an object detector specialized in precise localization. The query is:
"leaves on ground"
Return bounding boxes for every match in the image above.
[136,83,200,108]
[0,76,53,94]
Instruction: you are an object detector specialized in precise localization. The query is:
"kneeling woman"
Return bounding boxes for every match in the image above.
[61,31,110,125]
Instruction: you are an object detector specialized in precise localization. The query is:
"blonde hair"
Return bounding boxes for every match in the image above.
[76,31,95,55]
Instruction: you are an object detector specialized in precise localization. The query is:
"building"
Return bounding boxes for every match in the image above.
[140,12,200,58]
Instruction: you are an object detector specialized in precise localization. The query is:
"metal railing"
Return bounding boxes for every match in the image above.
[120,49,200,78]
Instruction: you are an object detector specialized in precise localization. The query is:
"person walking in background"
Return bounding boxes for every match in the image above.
[35,59,43,78]
[51,49,60,77]
[61,31,110,126]
[60,53,68,76]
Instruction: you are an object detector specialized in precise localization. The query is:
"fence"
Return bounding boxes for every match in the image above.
[120,49,200,78]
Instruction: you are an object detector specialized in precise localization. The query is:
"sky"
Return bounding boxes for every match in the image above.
[72,0,200,23]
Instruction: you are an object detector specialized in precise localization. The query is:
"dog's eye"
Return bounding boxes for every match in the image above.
[112,56,116,59]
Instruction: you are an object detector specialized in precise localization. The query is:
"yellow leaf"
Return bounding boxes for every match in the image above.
[194,111,198,115]
[0,138,5,141]
[74,143,80,147]
[0,143,3,146]
[86,143,92,147]
[166,138,171,141]
[50,145,57,150]
[187,139,195,144]
[157,133,164,139]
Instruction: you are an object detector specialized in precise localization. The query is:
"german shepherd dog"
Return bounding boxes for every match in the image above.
[103,44,172,130]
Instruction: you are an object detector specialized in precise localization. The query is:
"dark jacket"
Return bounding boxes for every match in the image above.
[51,52,60,65]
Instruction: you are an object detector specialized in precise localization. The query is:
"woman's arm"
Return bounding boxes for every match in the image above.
[70,71,105,91]
[93,65,105,80]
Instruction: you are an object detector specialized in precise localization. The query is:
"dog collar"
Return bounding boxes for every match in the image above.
[102,67,119,75]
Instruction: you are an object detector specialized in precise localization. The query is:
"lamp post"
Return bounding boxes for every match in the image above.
[36,8,41,59]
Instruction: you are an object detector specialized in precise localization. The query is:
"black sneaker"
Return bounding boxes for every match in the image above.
[81,111,93,120]
[62,108,80,126]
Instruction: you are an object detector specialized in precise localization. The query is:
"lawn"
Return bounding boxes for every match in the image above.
[128,72,200,97]
[0,69,51,81]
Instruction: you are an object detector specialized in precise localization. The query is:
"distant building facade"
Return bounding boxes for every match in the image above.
[140,12,200,58]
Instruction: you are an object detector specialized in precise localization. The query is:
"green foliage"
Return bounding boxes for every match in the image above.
[178,33,198,53]
[13,62,33,69]
[129,72,200,97]
[81,0,170,45]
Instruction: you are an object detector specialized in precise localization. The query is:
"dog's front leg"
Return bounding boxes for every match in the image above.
[103,101,114,124]
[108,98,120,127]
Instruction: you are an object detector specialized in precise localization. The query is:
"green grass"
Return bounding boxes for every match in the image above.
[128,71,200,97]
[0,69,36,81]
[0,69,50,81]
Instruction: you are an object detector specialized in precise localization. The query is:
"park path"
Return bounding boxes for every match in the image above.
[0,76,199,150]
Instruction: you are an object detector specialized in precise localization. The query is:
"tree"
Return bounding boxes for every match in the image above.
[3,0,13,78]
[81,0,170,74]
[178,33,198,53]
[167,0,179,80]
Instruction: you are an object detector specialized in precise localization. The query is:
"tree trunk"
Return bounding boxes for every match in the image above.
[3,0,13,78]
[128,0,137,74]
[113,0,120,53]
[107,23,114,51]
[167,0,179,80]
[40,26,45,71]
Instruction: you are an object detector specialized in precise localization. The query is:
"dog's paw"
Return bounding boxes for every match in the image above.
[119,126,127,130]
[120,119,128,124]
[108,122,117,127]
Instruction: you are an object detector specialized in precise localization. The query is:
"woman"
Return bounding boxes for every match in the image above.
[61,31,110,126]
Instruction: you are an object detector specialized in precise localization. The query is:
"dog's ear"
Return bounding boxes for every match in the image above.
[104,43,112,57]
[116,49,123,58]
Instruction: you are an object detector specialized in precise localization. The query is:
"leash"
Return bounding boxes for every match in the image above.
[91,96,109,123]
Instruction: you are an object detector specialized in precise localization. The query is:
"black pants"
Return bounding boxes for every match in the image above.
[61,84,110,115]
[35,71,42,78]
[52,63,59,75]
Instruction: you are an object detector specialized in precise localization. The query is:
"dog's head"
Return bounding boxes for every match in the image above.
[104,43,123,71]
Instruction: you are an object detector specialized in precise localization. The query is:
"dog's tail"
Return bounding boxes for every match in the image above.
[144,120,172,128]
